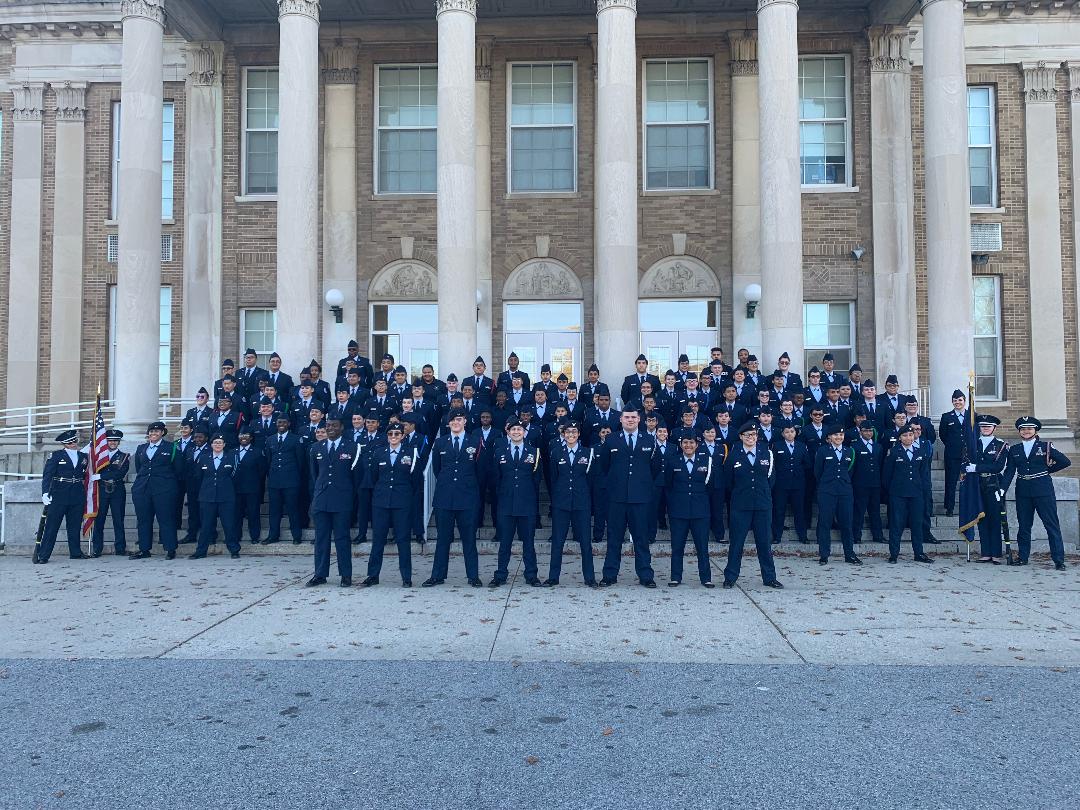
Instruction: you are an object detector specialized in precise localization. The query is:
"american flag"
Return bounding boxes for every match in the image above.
[81,394,110,536]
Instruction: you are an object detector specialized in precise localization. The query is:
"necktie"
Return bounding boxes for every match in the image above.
[239,449,246,462]
[866,441,873,452]
[568,450,575,465]
[214,456,221,469]
[147,444,157,459]
[686,459,693,475]
[640,375,644,383]
[391,450,398,465]
[869,403,874,414]
[907,449,913,461]
[279,434,284,444]
[331,441,338,453]
[627,433,634,453]
[454,436,460,453]
[836,449,843,461]
[788,444,795,454]
[747,452,755,465]
[514,446,520,463]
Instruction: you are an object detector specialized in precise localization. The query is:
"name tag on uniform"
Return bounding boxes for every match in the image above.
[339,453,351,460]
[696,466,707,473]
[558,459,567,465]
[733,462,742,469]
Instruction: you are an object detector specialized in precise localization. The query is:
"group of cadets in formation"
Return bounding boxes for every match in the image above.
[36,343,1072,590]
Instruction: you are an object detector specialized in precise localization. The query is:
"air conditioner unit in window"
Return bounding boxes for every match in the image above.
[970,222,1002,253]
[107,234,118,263]
[161,234,173,262]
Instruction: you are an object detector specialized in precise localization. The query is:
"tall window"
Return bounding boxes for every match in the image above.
[798,56,851,186]
[241,309,277,366]
[110,100,176,219]
[973,276,1003,399]
[243,68,279,195]
[109,286,172,397]
[508,62,576,192]
[376,65,437,194]
[967,86,997,207]
[803,301,854,372]
[643,59,712,190]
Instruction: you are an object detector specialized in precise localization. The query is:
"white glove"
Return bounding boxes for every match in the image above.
[41,493,52,506]
[964,463,977,473]
[997,489,1005,500]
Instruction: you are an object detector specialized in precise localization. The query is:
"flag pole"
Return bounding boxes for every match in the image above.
[964,371,975,562]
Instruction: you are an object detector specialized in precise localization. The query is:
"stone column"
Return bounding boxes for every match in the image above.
[756,0,803,372]
[729,31,762,359]
[868,27,918,388]
[475,36,494,365]
[321,42,358,362]
[49,83,88,405]
[1022,62,1066,422]
[594,0,639,378]
[1068,63,1080,418]
[6,83,45,411]
[921,0,973,415]
[181,43,224,398]
[276,0,320,372]
[115,0,165,431]
[436,0,478,379]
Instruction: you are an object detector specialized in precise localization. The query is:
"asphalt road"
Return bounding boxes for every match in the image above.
[1,658,1077,810]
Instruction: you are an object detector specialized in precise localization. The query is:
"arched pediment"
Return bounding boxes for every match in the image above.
[369,260,437,300]
[639,256,720,298]
[503,259,583,300]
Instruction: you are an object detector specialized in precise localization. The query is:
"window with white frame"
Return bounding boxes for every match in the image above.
[973,276,1003,399]
[803,301,854,372]
[644,59,712,190]
[243,67,279,195]
[798,56,851,186]
[109,286,172,397]
[376,65,437,194]
[110,100,176,219]
[967,86,997,208]
[509,62,576,192]
[241,309,277,366]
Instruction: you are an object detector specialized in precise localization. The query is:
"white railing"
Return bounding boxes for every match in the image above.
[0,472,43,551]
[902,387,930,407]
[423,456,435,536]
[0,397,196,451]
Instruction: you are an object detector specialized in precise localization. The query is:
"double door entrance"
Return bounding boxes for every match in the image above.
[639,299,720,377]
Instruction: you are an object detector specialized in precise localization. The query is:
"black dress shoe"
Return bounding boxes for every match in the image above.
[166,550,176,560]
[89,552,102,559]
[230,552,240,559]
[402,580,413,588]
[359,576,379,587]
[914,554,933,563]
[584,580,599,588]
[188,552,207,559]
[70,552,89,560]
[598,578,616,587]
[722,580,735,589]
[845,555,862,565]
[543,579,559,587]
[641,580,657,589]
[525,577,543,587]
[945,509,954,517]
[421,578,443,588]
[469,578,484,587]
[818,558,828,566]
[702,581,715,589]
[488,577,505,588]
[305,576,326,587]
[925,534,941,544]
[33,558,47,565]
[129,550,150,560]
[888,555,898,564]
[668,580,681,587]
[763,580,784,589]
[340,577,352,587]
[260,538,275,545]
[1055,562,1067,571]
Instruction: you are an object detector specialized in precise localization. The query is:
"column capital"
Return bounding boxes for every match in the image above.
[12,83,45,122]
[53,82,88,122]
[867,26,912,73]
[757,0,798,11]
[1066,61,1080,103]
[278,0,319,22]
[322,41,359,84]
[436,0,477,17]
[728,30,758,76]
[476,36,494,82]
[185,44,220,87]
[121,0,165,26]
[1022,60,1059,104]
[596,0,636,14]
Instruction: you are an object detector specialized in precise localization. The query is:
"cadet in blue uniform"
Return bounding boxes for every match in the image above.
[424,409,482,587]
[184,388,214,432]
[664,431,715,588]
[306,419,361,587]
[90,429,130,557]
[813,423,862,565]
[968,414,1008,563]
[233,428,266,545]
[546,420,599,587]
[353,411,383,543]
[882,424,933,564]
[189,435,241,559]
[1002,416,1072,569]
[599,408,660,588]
[722,422,783,588]
[264,414,305,545]
[620,355,662,410]
[36,430,90,563]
[771,423,810,545]
[490,418,543,587]
[362,424,420,587]
[850,422,886,544]
[130,421,183,560]
[937,389,970,517]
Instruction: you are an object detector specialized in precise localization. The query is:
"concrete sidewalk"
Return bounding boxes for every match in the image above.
[2,551,1077,666]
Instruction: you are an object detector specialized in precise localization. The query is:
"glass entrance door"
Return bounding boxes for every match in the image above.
[370,303,438,379]
[639,300,718,374]
[504,302,583,383]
